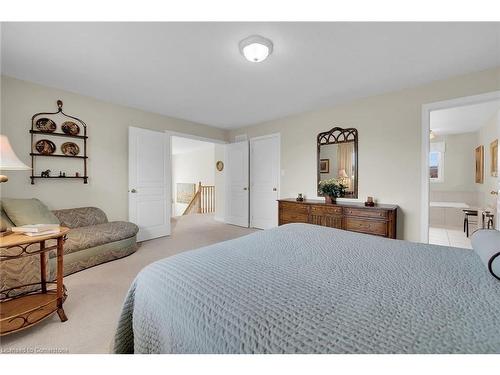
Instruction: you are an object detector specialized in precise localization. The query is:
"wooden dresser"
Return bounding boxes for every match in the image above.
[278,199,398,239]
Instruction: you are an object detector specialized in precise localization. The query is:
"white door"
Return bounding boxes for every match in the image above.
[250,134,280,229]
[225,141,249,227]
[129,127,171,241]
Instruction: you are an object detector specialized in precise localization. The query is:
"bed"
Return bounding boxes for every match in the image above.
[113,223,500,354]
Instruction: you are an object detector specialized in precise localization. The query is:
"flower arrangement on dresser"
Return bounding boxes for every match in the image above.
[318,178,347,204]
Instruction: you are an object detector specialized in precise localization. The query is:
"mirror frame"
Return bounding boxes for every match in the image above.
[317,126,359,198]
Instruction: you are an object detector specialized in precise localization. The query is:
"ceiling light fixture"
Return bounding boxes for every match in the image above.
[239,35,273,63]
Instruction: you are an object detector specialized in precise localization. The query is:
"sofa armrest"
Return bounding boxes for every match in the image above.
[52,207,108,228]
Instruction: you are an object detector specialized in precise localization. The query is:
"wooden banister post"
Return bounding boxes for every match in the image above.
[198,181,202,213]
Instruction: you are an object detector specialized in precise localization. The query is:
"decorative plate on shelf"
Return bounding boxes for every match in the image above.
[61,142,80,156]
[61,121,80,136]
[35,118,56,133]
[34,139,56,155]
[216,161,224,171]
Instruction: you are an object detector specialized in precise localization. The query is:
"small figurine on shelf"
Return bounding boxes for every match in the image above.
[75,172,80,177]
[41,169,51,178]
[62,172,66,177]
[365,196,375,207]
[296,193,304,202]
[59,171,63,177]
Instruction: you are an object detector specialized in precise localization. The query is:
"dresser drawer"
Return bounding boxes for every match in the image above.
[280,202,308,214]
[279,202,309,223]
[345,217,388,236]
[311,205,342,216]
[343,207,388,219]
[280,211,309,223]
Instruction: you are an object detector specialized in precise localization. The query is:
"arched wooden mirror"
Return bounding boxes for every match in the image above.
[317,127,358,198]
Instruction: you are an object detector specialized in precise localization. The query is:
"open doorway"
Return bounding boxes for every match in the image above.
[423,94,500,248]
[171,136,218,218]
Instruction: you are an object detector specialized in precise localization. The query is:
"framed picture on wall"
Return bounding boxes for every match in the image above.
[475,145,484,184]
[319,159,330,173]
[491,139,498,177]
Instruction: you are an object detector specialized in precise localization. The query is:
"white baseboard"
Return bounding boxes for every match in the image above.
[214,216,225,223]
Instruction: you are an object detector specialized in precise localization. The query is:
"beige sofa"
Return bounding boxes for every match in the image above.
[50,207,139,276]
[1,200,138,291]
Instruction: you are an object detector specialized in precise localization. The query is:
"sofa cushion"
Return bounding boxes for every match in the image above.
[61,221,139,255]
[53,207,108,229]
[1,198,59,226]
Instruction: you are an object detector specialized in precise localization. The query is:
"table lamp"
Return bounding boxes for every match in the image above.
[0,134,31,183]
[0,135,30,236]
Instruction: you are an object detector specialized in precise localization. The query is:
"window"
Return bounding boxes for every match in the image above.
[429,151,443,182]
[429,141,445,182]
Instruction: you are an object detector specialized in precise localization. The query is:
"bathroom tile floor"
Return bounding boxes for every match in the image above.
[429,227,472,249]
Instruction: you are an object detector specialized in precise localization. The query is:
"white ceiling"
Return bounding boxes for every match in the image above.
[171,136,214,155]
[2,22,500,129]
[430,100,500,135]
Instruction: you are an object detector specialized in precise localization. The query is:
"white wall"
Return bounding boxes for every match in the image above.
[430,133,478,193]
[0,76,227,221]
[229,66,500,241]
[172,144,215,216]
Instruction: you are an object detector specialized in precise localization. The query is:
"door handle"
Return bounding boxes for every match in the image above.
[273,187,277,191]
[130,189,137,193]
[243,187,248,191]
[491,191,499,195]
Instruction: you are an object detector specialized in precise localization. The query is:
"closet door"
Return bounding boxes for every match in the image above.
[225,141,249,227]
[250,134,280,229]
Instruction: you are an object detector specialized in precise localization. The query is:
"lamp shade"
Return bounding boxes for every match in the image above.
[338,169,349,178]
[0,135,30,170]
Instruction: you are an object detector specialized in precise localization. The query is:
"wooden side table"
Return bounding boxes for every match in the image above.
[0,227,69,336]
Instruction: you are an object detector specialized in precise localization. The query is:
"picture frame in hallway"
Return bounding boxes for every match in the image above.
[491,139,498,177]
[475,145,484,184]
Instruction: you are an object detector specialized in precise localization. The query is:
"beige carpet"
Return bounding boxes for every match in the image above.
[0,214,256,354]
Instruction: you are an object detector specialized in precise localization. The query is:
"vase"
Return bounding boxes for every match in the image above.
[325,196,336,204]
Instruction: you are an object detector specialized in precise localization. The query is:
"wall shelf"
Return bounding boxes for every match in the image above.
[30,100,88,185]
[30,176,88,183]
[30,153,88,159]
[30,130,88,139]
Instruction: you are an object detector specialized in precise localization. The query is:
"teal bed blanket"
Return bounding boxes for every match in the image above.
[114,223,500,353]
